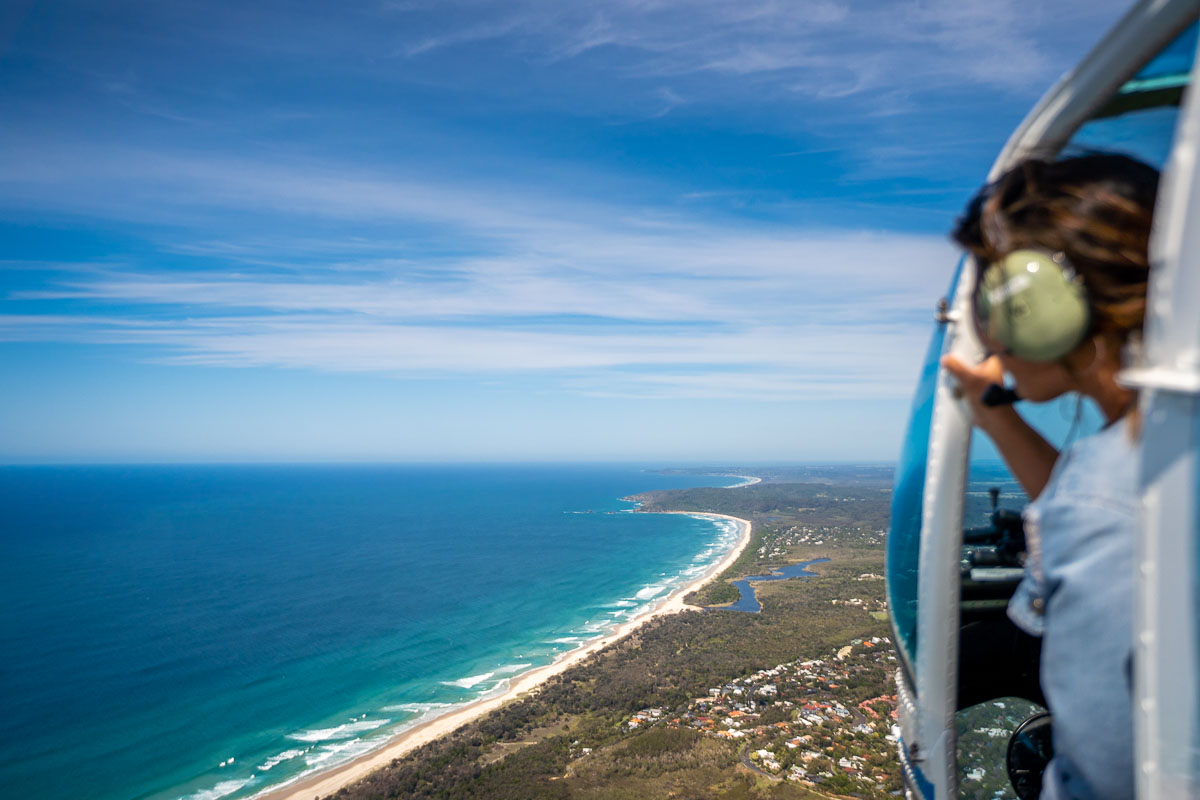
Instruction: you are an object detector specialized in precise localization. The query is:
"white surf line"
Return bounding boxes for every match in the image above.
[255,512,753,800]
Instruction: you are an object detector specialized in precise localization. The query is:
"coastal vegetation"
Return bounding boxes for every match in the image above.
[626,479,889,607]
[327,474,899,799]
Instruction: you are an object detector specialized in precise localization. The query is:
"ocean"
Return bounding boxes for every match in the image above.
[0,464,745,800]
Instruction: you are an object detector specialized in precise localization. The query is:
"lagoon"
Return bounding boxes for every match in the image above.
[726,558,831,613]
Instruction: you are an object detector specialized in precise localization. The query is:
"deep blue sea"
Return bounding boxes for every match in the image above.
[0,465,745,800]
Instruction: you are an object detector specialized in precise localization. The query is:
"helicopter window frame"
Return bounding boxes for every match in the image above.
[950,17,1198,798]
[887,256,966,679]
[1067,21,1196,167]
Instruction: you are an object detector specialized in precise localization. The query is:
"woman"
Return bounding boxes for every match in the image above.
[943,153,1159,800]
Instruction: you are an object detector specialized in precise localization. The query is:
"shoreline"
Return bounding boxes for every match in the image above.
[723,474,762,488]
[256,510,754,800]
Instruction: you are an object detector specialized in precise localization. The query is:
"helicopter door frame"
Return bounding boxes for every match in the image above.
[908,265,972,797]
[990,0,1198,172]
[1122,32,1200,797]
[902,1,1200,797]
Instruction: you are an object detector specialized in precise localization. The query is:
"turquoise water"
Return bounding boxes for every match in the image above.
[0,465,745,800]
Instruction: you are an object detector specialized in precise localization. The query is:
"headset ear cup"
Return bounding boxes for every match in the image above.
[977,249,1090,362]
[975,261,1019,353]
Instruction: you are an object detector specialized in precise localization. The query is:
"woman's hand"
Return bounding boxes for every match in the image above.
[941,353,1058,498]
[941,354,1005,419]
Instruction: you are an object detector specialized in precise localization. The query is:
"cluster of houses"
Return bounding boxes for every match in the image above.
[756,521,887,561]
[831,596,888,615]
[623,637,902,794]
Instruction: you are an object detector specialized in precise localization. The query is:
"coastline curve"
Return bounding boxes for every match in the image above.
[253,511,753,800]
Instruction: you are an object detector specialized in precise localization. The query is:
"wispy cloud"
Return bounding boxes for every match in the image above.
[391,0,1127,98]
[0,142,956,399]
[0,0,1135,460]
[401,15,530,58]
[0,312,931,399]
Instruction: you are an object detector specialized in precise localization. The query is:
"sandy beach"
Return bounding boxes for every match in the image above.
[256,510,753,800]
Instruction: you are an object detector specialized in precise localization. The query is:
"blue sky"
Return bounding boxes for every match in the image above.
[1,0,1132,463]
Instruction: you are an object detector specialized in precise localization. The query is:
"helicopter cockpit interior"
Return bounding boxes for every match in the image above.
[885,8,1197,798]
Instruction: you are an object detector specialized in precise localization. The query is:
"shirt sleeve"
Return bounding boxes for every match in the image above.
[1007,503,1046,637]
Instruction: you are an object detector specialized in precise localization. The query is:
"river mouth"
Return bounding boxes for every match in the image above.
[722,558,831,613]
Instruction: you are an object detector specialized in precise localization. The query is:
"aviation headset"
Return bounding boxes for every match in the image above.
[972,248,1091,363]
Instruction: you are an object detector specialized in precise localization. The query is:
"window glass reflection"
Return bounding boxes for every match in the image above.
[955,697,1046,799]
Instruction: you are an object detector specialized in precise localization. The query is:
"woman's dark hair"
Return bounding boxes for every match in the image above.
[953,153,1160,340]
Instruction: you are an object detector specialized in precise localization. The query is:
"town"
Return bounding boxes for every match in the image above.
[616,636,902,797]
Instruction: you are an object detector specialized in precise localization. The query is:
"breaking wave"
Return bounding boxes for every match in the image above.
[288,718,390,743]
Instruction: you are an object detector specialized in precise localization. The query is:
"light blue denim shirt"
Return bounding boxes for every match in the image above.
[1008,416,1137,800]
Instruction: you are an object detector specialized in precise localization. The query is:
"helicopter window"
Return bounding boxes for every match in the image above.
[966,449,1026,527]
[1068,21,1196,168]
[967,399,1106,517]
[955,697,1046,800]
[963,397,1106,586]
[887,257,965,676]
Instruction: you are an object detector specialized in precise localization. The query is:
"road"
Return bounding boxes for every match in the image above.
[738,744,782,782]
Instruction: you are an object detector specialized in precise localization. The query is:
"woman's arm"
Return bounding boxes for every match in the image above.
[942,355,1060,499]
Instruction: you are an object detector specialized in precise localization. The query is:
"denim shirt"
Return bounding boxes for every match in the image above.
[1008,417,1136,800]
